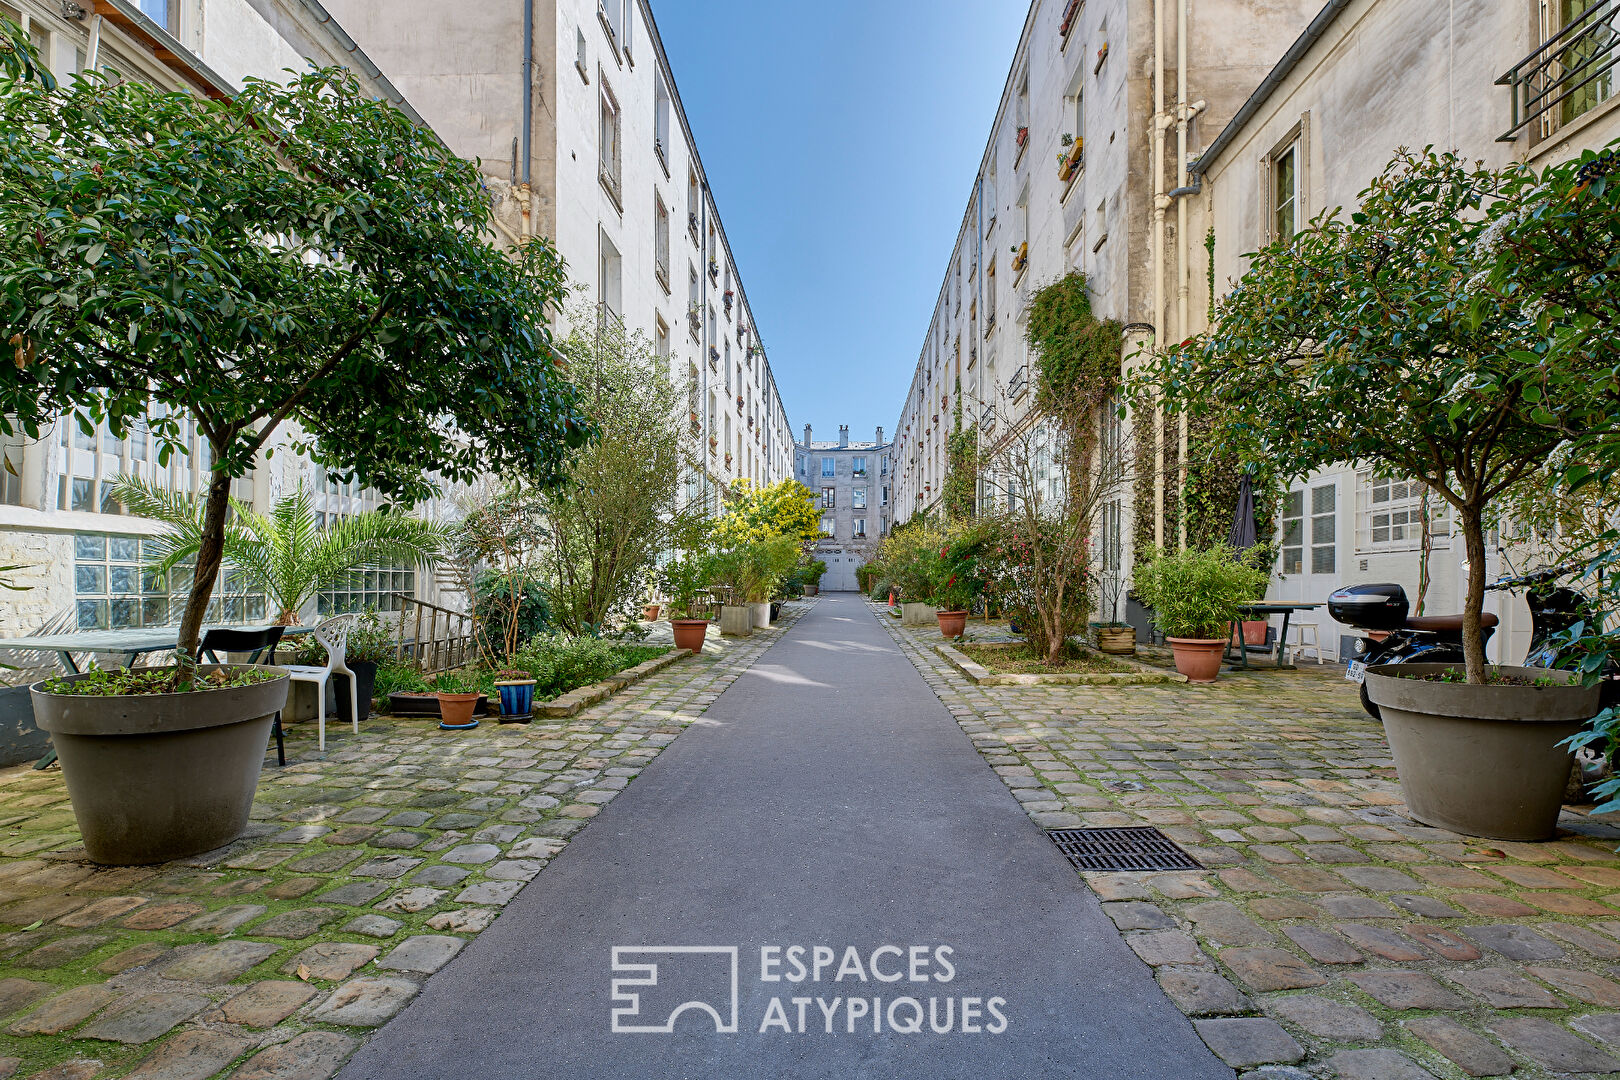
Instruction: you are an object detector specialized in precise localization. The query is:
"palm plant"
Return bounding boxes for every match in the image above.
[113,477,447,625]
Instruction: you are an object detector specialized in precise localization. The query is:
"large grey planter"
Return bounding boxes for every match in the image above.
[901,603,939,627]
[750,601,771,628]
[31,666,289,865]
[1365,663,1600,841]
[719,605,754,637]
[0,684,50,767]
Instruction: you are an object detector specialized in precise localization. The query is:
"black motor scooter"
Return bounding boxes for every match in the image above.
[1329,564,1606,720]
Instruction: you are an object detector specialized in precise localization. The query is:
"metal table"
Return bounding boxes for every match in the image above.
[0,624,312,674]
[0,625,313,770]
[1225,602,1323,671]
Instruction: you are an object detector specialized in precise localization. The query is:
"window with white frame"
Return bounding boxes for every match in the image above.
[654,76,671,168]
[653,194,670,291]
[852,456,866,476]
[1358,472,1450,551]
[1271,138,1300,240]
[575,28,588,82]
[598,77,622,207]
[852,487,867,510]
[600,0,623,48]
[821,487,836,510]
[821,456,835,478]
[820,515,835,538]
[597,228,622,323]
[853,517,866,538]
[1280,482,1337,574]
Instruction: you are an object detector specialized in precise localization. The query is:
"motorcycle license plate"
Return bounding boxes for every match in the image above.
[1346,660,1366,684]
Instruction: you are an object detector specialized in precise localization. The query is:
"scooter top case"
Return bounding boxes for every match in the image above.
[1328,583,1409,631]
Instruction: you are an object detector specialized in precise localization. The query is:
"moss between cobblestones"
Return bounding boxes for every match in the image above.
[0,602,813,1079]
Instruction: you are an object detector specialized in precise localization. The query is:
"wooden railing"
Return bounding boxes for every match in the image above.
[389,593,475,674]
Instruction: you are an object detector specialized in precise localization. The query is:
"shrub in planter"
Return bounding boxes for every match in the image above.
[492,668,536,724]
[1132,546,1268,683]
[32,666,288,864]
[659,551,713,653]
[928,525,992,638]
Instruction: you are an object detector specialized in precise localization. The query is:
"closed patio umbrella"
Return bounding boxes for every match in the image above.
[1227,473,1258,553]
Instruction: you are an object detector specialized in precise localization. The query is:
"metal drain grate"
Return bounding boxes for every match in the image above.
[1046,826,1203,872]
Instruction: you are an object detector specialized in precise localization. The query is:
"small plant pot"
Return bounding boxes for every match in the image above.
[643,604,661,621]
[770,601,782,622]
[671,618,709,653]
[1167,637,1226,683]
[494,679,536,724]
[719,605,754,637]
[31,667,290,865]
[936,610,969,638]
[1365,664,1600,840]
[1097,626,1137,655]
[435,692,482,729]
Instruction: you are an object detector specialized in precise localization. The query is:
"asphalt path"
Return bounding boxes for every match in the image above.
[337,594,1231,1080]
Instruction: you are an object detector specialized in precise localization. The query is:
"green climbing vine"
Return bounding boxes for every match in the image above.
[943,378,978,520]
[1026,271,1123,448]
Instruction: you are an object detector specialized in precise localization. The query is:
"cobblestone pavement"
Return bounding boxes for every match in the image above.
[876,602,1620,1080]
[0,603,808,1080]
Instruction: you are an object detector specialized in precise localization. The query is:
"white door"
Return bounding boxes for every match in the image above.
[1273,480,1340,658]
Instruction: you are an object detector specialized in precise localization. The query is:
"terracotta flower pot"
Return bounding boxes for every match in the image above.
[436,692,482,728]
[1167,637,1226,683]
[1365,663,1600,840]
[643,603,661,621]
[671,618,708,653]
[936,610,969,638]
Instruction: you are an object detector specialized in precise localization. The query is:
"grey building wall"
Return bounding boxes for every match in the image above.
[794,425,892,592]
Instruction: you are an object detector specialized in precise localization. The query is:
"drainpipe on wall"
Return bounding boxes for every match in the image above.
[84,11,104,72]
[1175,0,1188,551]
[518,0,534,242]
[700,182,711,515]
[1151,0,1167,549]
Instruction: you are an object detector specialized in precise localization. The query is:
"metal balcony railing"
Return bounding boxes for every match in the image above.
[1009,364,1029,400]
[1497,0,1620,142]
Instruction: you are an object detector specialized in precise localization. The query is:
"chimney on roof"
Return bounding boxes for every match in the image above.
[838,425,849,447]
[876,426,885,446]
[803,424,812,446]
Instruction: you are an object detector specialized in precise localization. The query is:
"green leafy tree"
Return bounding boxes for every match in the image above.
[535,308,699,635]
[714,478,820,546]
[1142,149,1617,683]
[0,50,588,669]
[113,477,446,626]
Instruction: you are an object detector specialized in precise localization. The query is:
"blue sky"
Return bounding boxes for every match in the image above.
[655,0,1026,446]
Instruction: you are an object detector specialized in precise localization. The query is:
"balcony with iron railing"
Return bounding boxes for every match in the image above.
[1009,364,1029,400]
[1497,1,1620,143]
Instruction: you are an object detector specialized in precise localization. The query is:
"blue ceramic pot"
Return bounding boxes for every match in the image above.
[496,680,535,722]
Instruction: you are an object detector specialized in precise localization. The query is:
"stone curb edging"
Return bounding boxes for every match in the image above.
[540,647,693,718]
[933,641,1187,686]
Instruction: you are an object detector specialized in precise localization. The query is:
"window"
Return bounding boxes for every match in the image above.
[654,76,671,169]
[653,195,670,292]
[820,516,835,538]
[881,455,889,475]
[1271,140,1299,240]
[852,487,867,510]
[0,435,21,506]
[853,518,867,539]
[597,228,622,323]
[796,453,805,475]
[576,28,589,82]
[852,456,866,476]
[1360,473,1450,550]
[73,532,266,630]
[137,0,173,31]
[600,0,623,48]
[598,78,622,207]
[881,485,889,505]
[688,170,701,240]
[655,315,670,360]
[821,487,836,509]
[985,258,997,331]
[821,457,835,478]
[1280,483,1336,573]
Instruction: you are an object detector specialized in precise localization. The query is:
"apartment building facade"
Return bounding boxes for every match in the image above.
[0,0,446,639]
[1181,0,1620,661]
[794,426,893,592]
[323,0,796,510]
[890,0,1318,550]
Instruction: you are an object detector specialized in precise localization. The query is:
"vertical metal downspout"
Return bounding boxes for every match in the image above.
[520,0,533,239]
[1175,0,1188,550]
[1151,0,1166,549]
[700,183,710,513]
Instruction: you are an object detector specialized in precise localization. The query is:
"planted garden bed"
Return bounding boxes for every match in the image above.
[935,641,1186,686]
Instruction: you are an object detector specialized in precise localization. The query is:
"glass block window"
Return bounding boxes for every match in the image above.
[317,565,417,617]
[73,533,266,630]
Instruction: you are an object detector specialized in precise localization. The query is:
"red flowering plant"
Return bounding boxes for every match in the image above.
[925,524,993,613]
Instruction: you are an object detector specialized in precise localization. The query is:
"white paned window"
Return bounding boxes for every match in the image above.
[1358,472,1450,551]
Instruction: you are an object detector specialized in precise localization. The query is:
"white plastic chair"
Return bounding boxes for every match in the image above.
[282,613,360,751]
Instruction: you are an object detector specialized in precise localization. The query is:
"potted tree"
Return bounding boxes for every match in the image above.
[432,669,484,730]
[1150,149,1617,835]
[1131,546,1268,683]
[3,59,587,863]
[929,531,986,640]
[659,552,714,654]
[708,546,755,638]
[1093,569,1135,656]
[803,559,827,596]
